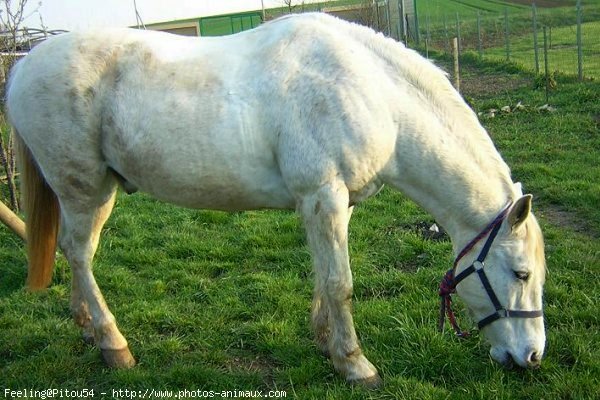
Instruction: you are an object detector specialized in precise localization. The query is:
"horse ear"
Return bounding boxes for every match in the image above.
[508,194,533,231]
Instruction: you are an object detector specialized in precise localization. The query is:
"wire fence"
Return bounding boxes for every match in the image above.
[409,1,600,81]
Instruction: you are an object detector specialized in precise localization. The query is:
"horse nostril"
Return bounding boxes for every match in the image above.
[527,351,542,368]
[505,350,542,369]
[502,352,515,370]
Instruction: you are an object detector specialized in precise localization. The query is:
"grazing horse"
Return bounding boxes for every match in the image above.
[6,13,546,386]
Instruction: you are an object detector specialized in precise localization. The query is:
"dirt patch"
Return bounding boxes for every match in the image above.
[461,68,530,97]
[433,60,530,97]
[538,205,599,238]
[225,354,275,375]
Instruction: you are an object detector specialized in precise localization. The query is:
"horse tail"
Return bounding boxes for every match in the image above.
[15,132,60,290]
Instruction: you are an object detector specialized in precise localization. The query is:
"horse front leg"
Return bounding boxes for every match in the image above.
[59,195,135,368]
[310,205,354,357]
[301,185,381,387]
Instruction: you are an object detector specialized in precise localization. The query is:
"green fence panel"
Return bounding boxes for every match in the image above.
[200,12,262,37]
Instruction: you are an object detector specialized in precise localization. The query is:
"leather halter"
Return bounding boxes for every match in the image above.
[438,202,543,337]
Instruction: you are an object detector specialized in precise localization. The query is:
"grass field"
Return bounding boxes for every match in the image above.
[418,0,528,21]
[483,21,600,79]
[1,61,599,398]
[416,1,600,78]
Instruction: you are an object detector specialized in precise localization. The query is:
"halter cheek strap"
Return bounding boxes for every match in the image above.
[455,261,543,330]
[438,202,543,337]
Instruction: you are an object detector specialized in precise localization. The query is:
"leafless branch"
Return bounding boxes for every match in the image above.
[0,0,36,212]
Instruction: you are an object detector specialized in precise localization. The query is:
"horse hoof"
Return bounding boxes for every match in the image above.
[101,348,136,368]
[350,373,383,389]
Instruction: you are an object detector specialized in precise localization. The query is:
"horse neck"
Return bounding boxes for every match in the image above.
[346,26,518,254]
[386,103,518,256]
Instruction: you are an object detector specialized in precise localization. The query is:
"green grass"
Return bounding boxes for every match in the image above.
[418,0,529,21]
[482,21,600,79]
[1,63,599,399]
[418,1,600,79]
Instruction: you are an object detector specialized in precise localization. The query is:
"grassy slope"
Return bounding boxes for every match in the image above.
[420,1,600,79]
[0,64,599,399]
[483,21,600,79]
[418,0,528,21]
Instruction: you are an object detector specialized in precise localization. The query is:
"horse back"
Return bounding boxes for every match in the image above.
[7,16,404,210]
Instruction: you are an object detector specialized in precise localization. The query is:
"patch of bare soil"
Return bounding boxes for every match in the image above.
[225,354,275,374]
[460,68,531,97]
[538,205,599,238]
[433,60,530,97]
[224,353,280,387]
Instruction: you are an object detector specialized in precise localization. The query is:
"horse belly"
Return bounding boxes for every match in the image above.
[144,166,295,211]
[105,132,295,211]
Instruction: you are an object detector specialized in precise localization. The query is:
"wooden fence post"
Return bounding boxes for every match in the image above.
[477,11,482,59]
[504,7,510,61]
[452,37,460,93]
[543,26,549,103]
[576,0,583,81]
[0,200,26,241]
[533,3,539,74]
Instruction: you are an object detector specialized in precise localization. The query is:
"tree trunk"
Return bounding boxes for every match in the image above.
[0,118,19,212]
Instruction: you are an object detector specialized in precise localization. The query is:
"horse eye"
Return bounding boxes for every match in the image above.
[513,270,530,281]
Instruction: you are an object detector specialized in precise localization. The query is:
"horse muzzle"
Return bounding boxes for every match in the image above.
[491,346,543,369]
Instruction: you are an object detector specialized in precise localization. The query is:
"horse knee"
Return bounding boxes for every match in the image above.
[325,278,353,305]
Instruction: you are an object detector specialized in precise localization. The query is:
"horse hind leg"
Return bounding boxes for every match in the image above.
[71,279,94,345]
[69,191,114,345]
[300,184,381,387]
[59,189,135,368]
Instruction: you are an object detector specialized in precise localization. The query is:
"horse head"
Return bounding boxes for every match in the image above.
[451,195,546,369]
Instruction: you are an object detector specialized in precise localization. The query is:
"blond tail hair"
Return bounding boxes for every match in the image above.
[15,132,60,290]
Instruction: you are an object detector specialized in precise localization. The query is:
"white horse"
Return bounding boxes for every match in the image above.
[6,13,546,386]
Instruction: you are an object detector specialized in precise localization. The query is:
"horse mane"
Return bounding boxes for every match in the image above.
[272,14,513,188]
[330,15,517,211]
[339,18,503,160]
[333,14,519,227]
